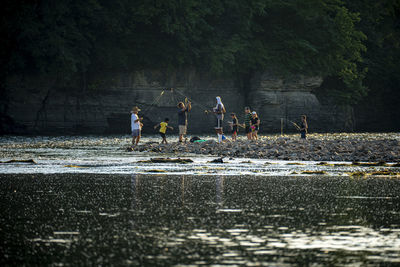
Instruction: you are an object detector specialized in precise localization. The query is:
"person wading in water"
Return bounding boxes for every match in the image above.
[177,99,191,143]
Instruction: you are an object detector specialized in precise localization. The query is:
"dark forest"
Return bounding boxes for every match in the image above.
[1,0,399,132]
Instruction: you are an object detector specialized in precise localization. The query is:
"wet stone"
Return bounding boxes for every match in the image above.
[120,134,400,162]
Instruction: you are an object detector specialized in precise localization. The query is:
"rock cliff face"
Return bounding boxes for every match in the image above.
[248,72,353,132]
[1,70,353,135]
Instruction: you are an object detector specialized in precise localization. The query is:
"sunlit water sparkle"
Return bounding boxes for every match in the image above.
[0,134,399,265]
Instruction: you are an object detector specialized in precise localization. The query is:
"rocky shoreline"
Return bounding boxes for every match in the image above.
[133,134,400,162]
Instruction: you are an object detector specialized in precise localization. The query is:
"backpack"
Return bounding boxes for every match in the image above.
[190,136,201,143]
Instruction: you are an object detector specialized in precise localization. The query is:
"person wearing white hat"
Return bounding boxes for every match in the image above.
[131,106,143,149]
[213,96,226,143]
[250,111,260,140]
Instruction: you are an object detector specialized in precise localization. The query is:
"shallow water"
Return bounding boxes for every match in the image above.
[1,135,400,265]
[0,134,399,176]
[1,173,400,266]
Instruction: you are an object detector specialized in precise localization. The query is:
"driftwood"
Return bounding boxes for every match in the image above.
[301,170,327,175]
[208,158,224,164]
[0,159,37,164]
[137,158,193,164]
[352,161,387,167]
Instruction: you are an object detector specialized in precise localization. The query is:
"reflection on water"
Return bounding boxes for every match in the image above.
[0,173,399,266]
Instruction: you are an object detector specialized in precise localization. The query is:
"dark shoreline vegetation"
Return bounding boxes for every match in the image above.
[1,0,400,135]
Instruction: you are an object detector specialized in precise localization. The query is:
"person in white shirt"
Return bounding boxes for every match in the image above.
[131,106,143,149]
[213,96,226,143]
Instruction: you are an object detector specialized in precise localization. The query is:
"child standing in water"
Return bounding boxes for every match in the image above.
[154,118,174,144]
[250,111,260,140]
[300,115,308,139]
[230,113,239,141]
[131,106,143,149]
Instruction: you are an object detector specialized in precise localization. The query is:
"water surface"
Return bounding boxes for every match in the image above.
[1,135,399,266]
[1,173,399,266]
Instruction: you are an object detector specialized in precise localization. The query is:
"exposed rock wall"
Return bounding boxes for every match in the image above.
[1,70,353,135]
[248,72,353,132]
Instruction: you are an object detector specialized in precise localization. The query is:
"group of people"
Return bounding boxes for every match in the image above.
[130,96,308,149]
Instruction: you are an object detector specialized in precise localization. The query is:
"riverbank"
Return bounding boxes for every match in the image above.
[134,133,400,162]
[1,133,399,163]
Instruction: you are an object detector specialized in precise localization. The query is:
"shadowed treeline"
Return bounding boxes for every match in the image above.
[1,0,399,132]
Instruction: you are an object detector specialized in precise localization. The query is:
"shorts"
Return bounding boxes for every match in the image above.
[245,126,251,134]
[131,129,141,137]
[215,118,223,129]
[252,126,259,132]
[301,131,306,139]
[159,132,166,139]
[179,125,187,135]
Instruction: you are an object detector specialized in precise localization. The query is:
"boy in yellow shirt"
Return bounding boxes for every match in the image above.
[154,118,174,144]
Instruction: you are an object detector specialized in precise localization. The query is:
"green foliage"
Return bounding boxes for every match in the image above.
[1,0,101,79]
[2,0,396,105]
[346,0,400,90]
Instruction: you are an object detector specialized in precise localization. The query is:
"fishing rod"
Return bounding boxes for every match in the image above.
[142,90,165,113]
[173,88,254,130]
[132,90,166,118]
[281,118,301,130]
[290,121,301,130]
[171,88,215,114]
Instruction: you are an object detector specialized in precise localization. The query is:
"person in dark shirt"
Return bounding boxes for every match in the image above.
[243,107,252,140]
[300,115,308,139]
[230,113,239,141]
[250,111,260,140]
[177,100,191,142]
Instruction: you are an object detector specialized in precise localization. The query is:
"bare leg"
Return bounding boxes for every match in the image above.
[135,135,141,146]
[247,132,252,140]
[216,128,223,142]
[254,131,258,140]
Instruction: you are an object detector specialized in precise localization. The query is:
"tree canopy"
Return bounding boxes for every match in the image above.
[1,0,399,105]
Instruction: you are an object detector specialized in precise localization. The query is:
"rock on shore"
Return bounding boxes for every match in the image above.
[134,134,400,162]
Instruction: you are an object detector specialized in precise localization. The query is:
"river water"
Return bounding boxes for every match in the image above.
[1,135,399,266]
